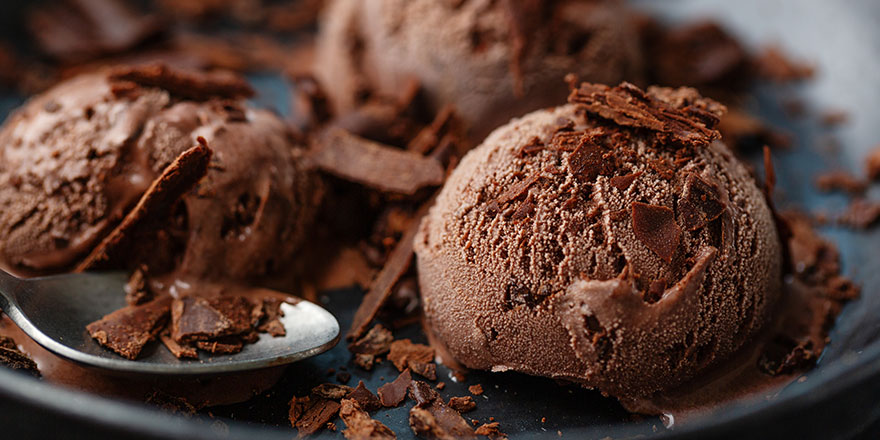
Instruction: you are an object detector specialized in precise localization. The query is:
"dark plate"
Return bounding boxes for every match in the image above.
[1,0,880,438]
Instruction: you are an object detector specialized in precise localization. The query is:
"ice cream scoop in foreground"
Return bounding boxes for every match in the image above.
[414,81,783,400]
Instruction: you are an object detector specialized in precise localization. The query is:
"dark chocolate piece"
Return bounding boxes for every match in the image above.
[609,172,642,191]
[86,297,171,360]
[448,396,476,413]
[353,354,375,371]
[678,173,726,231]
[348,324,394,355]
[159,331,198,359]
[346,381,382,412]
[312,383,355,401]
[468,384,484,396]
[388,339,435,372]
[339,398,397,440]
[378,369,412,407]
[632,202,681,263]
[567,135,613,183]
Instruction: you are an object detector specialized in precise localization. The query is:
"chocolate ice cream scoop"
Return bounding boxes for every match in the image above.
[414,82,782,399]
[0,66,322,284]
[314,0,642,142]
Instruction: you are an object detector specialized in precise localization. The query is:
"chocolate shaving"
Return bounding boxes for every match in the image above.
[312,383,356,401]
[86,297,171,359]
[109,64,254,101]
[408,105,456,154]
[257,298,286,337]
[195,337,244,354]
[493,173,541,210]
[410,361,438,380]
[159,331,198,359]
[313,128,445,196]
[448,397,476,413]
[474,422,507,440]
[339,399,397,440]
[388,339,435,372]
[567,135,614,183]
[815,171,867,195]
[631,202,681,263]
[289,396,312,427]
[296,398,341,438]
[346,381,382,412]
[171,295,259,343]
[348,199,434,340]
[408,380,476,439]
[678,173,726,231]
[348,324,393,355]
[354,354,375,371]
[378,369,412,407]
[77,142,212,272]
[568,82,722,148]
[609,172,642,191]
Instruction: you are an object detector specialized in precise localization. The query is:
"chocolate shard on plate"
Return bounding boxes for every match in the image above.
[378,369,412,407]
[348,198,434,340]
[76,142,213,272]
[568,82,723,148]
[256,297,286,337]
[387,339,435,372]
[678,173,727,231]
[86,297,171,360]
[296,398,341,438]
[289,396,312,427]
[448,396,476,413]
[159,331,198,359]
[346,381,382,412]
[108,64,254,101]
[410,361,437,381]
[609,172,642,191]
[348,324,393,355]
[474,422,507,440]
[312,383,356,401]
[468,385,484,396]
[171,295,258,343]
[339,398,397,440]
[312,128,445,196]
[632,202,682,263]
[567,135,614,183]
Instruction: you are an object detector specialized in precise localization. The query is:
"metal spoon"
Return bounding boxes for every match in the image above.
[0,269,339,375]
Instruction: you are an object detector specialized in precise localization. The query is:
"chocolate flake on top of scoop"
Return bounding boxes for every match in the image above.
[312,383,356,401]
[109,64,255,101]
[678,173,727,231]
[256,298,286,337]
[296,398,341,438]
[632,202,682,263]
[567,134,615,183]
[87,297,171,360]
[568,82,723,148]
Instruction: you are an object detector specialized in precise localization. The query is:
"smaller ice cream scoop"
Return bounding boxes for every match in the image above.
[314,0,643,142]
[414,82,782,399]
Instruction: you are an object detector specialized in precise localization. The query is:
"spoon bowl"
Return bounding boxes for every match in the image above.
[0,270,340,375]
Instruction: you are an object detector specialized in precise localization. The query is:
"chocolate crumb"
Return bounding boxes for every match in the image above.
[86,297,171,360]
[631,202,681,263]
[378,369,412,407]
[354,353,375,371]
[0,341,40,377]
[609,172,642,191]
[345,381,382,412]
[388,339,435,372]
[475,422,507,440]
[448,396,477,413]
[159,331,198,359]
[468,384,484,396]
[436,382,446,390]
[339,398,397,440]
[410,361,438,381]
[327,422,338,432]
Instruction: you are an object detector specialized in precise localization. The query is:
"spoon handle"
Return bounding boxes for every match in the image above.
[0,269,22,312]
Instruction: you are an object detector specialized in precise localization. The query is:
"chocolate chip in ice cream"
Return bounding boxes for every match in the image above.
[631,202,681,263]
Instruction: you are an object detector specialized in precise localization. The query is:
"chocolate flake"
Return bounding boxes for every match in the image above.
[312,383,355,401]
[109,64,254,101]
[408,381,477,440]
[516,137,545,157]
[339,398,397,440]
[87,297,171,360]
[348,324,394,355]
[313,128,445,196]
[493,173,541,208]
[346,381,382,412]
[296,398,341,438]
[632,202,681,263]
[378,369,412,407]
[678,173,726,231]
[568,82,722,148]
[410,361,438,381]
[468,384,484,396]
[448,396,477,413]
[388,339,435,372]
[353,354,375,371]
[567,135,614,183]
[256,298,286,337]
[159,331,198,359]
[474,422,508,440]
[289,396,312,427]
[171,295,259,343]
[609,172,642,191]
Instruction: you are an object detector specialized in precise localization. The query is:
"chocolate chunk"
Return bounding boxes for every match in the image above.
[568,82,722,149]
[474,422,507,440]
[296,398,341,438]
[348,199,433,340]
[171,295,259,343]
[194,337,243,354]
[109,64,254,101]
[339,398,397,440]
[159,332,198,359]
[609,172,642,191]
[86,297,171,360]
[409,380,441,407]
[567,135,613,183]
[388,339,435,372]
[410,361,438,381]
[468,384,484,396]
[77,142,212,272]
[312,383,355,401]
[678,173,726,231]
[867,146,880,181]
[353,354,375,371]
[378,369,412,407]
[0,342,40,377]
[632,202,681,263]
[408,400,476,440]
[348,324,394,355]
[257,298,286,337]
[289,396,312,427]
[313,128,445,196]
[345,381,382,412]
[124,267,152,306]
[145,391,197,417]
[815,171,867,195]
[758,337,817,376]
[448,397,476,413]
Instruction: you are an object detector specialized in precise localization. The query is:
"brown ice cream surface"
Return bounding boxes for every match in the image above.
[314,0,643,142]
[414,82,784,400]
